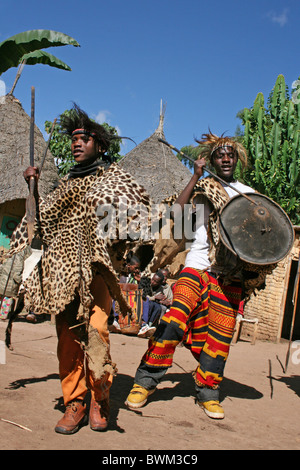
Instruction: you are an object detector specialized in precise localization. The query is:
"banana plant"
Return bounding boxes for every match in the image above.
[0,30,80,94]
[0,29,79,75]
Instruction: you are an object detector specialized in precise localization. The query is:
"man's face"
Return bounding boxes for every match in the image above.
[212,146,238,181]
[151,275,162,288]
[71,133,99,164]
[127,262,140,274]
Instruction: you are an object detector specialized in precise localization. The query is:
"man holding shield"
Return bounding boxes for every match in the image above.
[125,131,255,419]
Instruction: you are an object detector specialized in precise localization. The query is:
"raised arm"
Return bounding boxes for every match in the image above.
[171,158,206,218]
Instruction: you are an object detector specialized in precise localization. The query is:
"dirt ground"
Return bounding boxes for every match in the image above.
[0,316,299,451]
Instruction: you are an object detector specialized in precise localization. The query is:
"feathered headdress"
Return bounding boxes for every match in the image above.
[60,103,136,155]
[195,131,248,169]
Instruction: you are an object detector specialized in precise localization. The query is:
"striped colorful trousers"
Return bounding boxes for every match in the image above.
[134,267,242,401]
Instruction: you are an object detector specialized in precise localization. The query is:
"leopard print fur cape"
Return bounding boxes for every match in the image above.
[7,163,154,322]
[151,176,276,298]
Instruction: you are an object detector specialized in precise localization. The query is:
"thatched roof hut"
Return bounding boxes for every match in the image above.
[0,94,59,249]
[0,94,58,203]
[119,110,191,203]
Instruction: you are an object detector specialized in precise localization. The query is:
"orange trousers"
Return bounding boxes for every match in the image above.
[56,275,113,405]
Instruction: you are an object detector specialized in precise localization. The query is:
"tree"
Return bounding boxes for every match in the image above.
[177,145,200,170]
[0,29,79,94]
[236,74,300,225]
[45,111,122,176]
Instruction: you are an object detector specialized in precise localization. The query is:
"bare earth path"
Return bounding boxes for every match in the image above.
[0,318,299,451]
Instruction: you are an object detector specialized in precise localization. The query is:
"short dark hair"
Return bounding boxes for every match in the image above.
[127,254,141,266]
[155,269,165,281]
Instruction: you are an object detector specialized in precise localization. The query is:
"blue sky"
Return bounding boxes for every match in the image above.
[0,0,299,156]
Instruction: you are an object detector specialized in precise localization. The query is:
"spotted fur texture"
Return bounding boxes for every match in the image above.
[8,164,154,322]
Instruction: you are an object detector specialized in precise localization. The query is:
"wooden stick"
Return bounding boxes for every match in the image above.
[285,255,300,372]
[26,87,36,244]
[1,418,32,432]
[29,86,35,167]
[158,137,258,205]
[69,321,86,330]
[8,59,27,96]
[39,118,57,176]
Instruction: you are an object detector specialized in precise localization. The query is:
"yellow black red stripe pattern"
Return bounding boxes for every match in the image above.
[141,267,242,388]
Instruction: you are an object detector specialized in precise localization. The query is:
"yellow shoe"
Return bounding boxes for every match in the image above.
[125,384,156,409]
[198,400,225,419]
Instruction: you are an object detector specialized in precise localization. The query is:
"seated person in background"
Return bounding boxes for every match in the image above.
[138,270,173,338]
[119,254,141,284]
[112,254,141,330]
[159,267,173,311]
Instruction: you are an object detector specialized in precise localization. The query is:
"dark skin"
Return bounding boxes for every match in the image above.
[158,269,172,306]
[160,268,169,284]
[212,146,238,181]
[172,146,238,218]
[151,274,163,290]
[23,133,102,184]
[126,261,141,282]
[151,274,172,307]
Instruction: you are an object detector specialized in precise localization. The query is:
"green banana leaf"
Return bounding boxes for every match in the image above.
[0,29,80,75]
[21,50,72,71]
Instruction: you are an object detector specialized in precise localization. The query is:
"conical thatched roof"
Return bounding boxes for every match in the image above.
[119,109,191,203]
[0,94,59,205]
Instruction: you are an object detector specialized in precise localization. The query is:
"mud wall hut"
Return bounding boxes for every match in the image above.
[242,226,300,343]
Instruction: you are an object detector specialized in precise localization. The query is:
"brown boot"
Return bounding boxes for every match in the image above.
[55,400,87,434]
[89,398,110,432]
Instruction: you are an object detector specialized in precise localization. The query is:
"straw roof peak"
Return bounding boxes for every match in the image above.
[154,100,166,138]
[119,101,191,203]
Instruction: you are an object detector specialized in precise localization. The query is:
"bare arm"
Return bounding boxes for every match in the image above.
[171,158,206,218]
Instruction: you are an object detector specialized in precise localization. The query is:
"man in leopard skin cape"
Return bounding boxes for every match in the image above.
[11,105,153,434]
[125,131,274,420]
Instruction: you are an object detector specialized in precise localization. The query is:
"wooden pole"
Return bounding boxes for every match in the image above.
[39,118,57,176]
[285,254,300,372]
[158,138,258,205]
[26,87,36,244]
[8,60,26,96]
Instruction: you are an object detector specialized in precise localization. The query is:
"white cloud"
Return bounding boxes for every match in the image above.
[114,124,122,136]
[0,79,6,95]
[93,109,126,149]
[267,8,288,27]
[94,109,112,124]
[0,80,6,104]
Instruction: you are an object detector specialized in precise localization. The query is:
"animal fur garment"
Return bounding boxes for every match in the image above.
[7,168,275,324]
[7,164,154,323]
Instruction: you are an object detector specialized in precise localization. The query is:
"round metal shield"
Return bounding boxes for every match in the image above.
[218,193,294,265]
